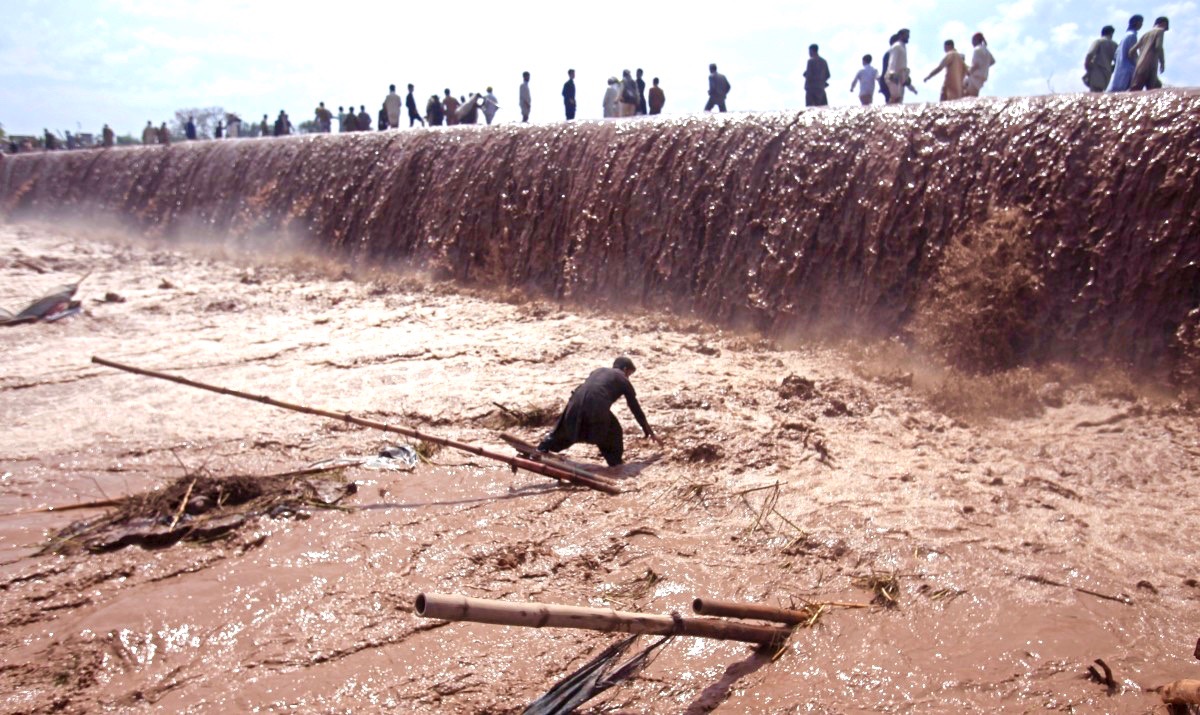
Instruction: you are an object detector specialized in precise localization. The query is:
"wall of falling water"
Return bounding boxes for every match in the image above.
[3,92,1199,373]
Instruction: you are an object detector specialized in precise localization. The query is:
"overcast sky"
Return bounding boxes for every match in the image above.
[1,0,1196,136]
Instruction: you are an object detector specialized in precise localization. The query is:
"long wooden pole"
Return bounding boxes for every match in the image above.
[691,597,872,625]
[415,593,792,647]
[91,356,620,494]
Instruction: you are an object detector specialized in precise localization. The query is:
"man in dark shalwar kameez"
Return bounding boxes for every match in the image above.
[537,357,658,466]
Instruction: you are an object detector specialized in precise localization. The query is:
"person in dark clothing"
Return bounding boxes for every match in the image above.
[378,105,388,131]
[406,84,425,127]
[537,357,658,466]
[804,44,831,106]
[562,69,576,120]
[357,105,371,132]
[426,95,445,125]
[636,68,648,114]
[185,116,197,140]
[705,63,731,112]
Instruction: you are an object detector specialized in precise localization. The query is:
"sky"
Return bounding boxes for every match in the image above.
[1,0,1196,137]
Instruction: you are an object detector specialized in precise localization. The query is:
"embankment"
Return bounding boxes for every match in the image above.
[3,92,1199,374]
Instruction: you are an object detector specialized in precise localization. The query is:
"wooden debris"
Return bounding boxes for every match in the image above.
[414,593,791,647]
[92,357,619,495]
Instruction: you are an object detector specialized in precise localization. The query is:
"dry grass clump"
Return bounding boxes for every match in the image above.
[914,209,1044,374]
[491,401,559,428]
[852,571,901,608]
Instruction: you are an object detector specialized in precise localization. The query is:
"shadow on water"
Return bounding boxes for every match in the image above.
[682,647,778,714]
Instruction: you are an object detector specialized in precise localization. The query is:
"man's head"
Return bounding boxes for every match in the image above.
[319,101,326,108]
[862,54,872,65]
[360,105,365,112]
[898,28,910,43]
[1155,16,1169,30]
[568,69,575,78]
[973,32,986,46]
[613,357,636,376]
[445,88,451,96]
[1129,15,1144,30]
[653,77,660,86]
[408,83,414,91]
[390,84,396,92]
[944,39,955,51]
[709,63,718,73]
[523,71,530,81]
[623,69,632,78]
[636,68,644,78]
[1101,25,1115,38]
[809,44,819,56]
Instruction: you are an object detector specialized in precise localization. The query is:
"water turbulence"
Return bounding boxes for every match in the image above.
[3,92,1199,374]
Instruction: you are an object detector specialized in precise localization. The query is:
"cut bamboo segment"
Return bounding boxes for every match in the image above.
[415,593,791,647]
[693,598,826,625]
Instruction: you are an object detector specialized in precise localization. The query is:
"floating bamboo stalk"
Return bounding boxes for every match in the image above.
[691,597,864,626]
[415,593,791,647]
[91,357,619,494]
[1160,679,1200,706]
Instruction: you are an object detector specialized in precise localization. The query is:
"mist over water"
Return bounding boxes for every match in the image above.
[4,91,1199,373]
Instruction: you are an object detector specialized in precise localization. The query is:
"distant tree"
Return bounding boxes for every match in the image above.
[172,106,226,139]
[116,134,139,146]
[295,119,320,134]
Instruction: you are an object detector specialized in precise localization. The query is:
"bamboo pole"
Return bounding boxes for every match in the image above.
[692,597,869,625]
[415,593,792,647]
[1160,680,1200,706]
[91,357,620,495]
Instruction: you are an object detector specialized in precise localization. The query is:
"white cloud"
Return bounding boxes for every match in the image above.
[1051,22,1081,47]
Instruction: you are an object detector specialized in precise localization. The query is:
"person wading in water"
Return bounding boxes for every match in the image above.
[537,357,659,466]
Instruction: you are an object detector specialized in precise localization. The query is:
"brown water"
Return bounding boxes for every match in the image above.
[4,92,1200,374]
[1,225,1198,714]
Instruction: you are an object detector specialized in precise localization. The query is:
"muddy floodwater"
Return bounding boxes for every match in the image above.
[1,222,1197,713]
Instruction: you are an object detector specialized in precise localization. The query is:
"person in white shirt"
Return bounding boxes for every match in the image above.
[383,84,402,129]
[885,29,910,104]
[963,33,995,97]
[483,87,500,125]
[603,77,620,118]
[519,71,531,122]
[850,54,879,105]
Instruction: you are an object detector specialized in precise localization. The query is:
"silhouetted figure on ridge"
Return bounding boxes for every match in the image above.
[443,90,460,126]
[215,120,224,139]
[1109,15,1143,91]
[648,77,665,114]
[804,44,831,106]
[603,77,620,118]
[636,68,647,114]
[1084,26,1118,92]
[885,29,911,104]
[963,32,995,96]
[705,63,731,112]
[519,71,531,122]
[357,105,370,133]
[185,116,197,140]
[384,84,402,128]
[407,84,425,127]
[426,95,444,126]
[102,124,114,147]
[851,55,879,105]
[378,104,388,131]
[456,93,483,125]
[562,69,576,120]
[315,102,333,132]
[483,87,499,125]
[925,39,967,101]
[142,120,156,145]
[1130,16,1169,90]
[619,69,638,117]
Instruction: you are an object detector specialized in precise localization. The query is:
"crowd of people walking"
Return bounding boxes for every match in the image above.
[6,14,1174,154]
